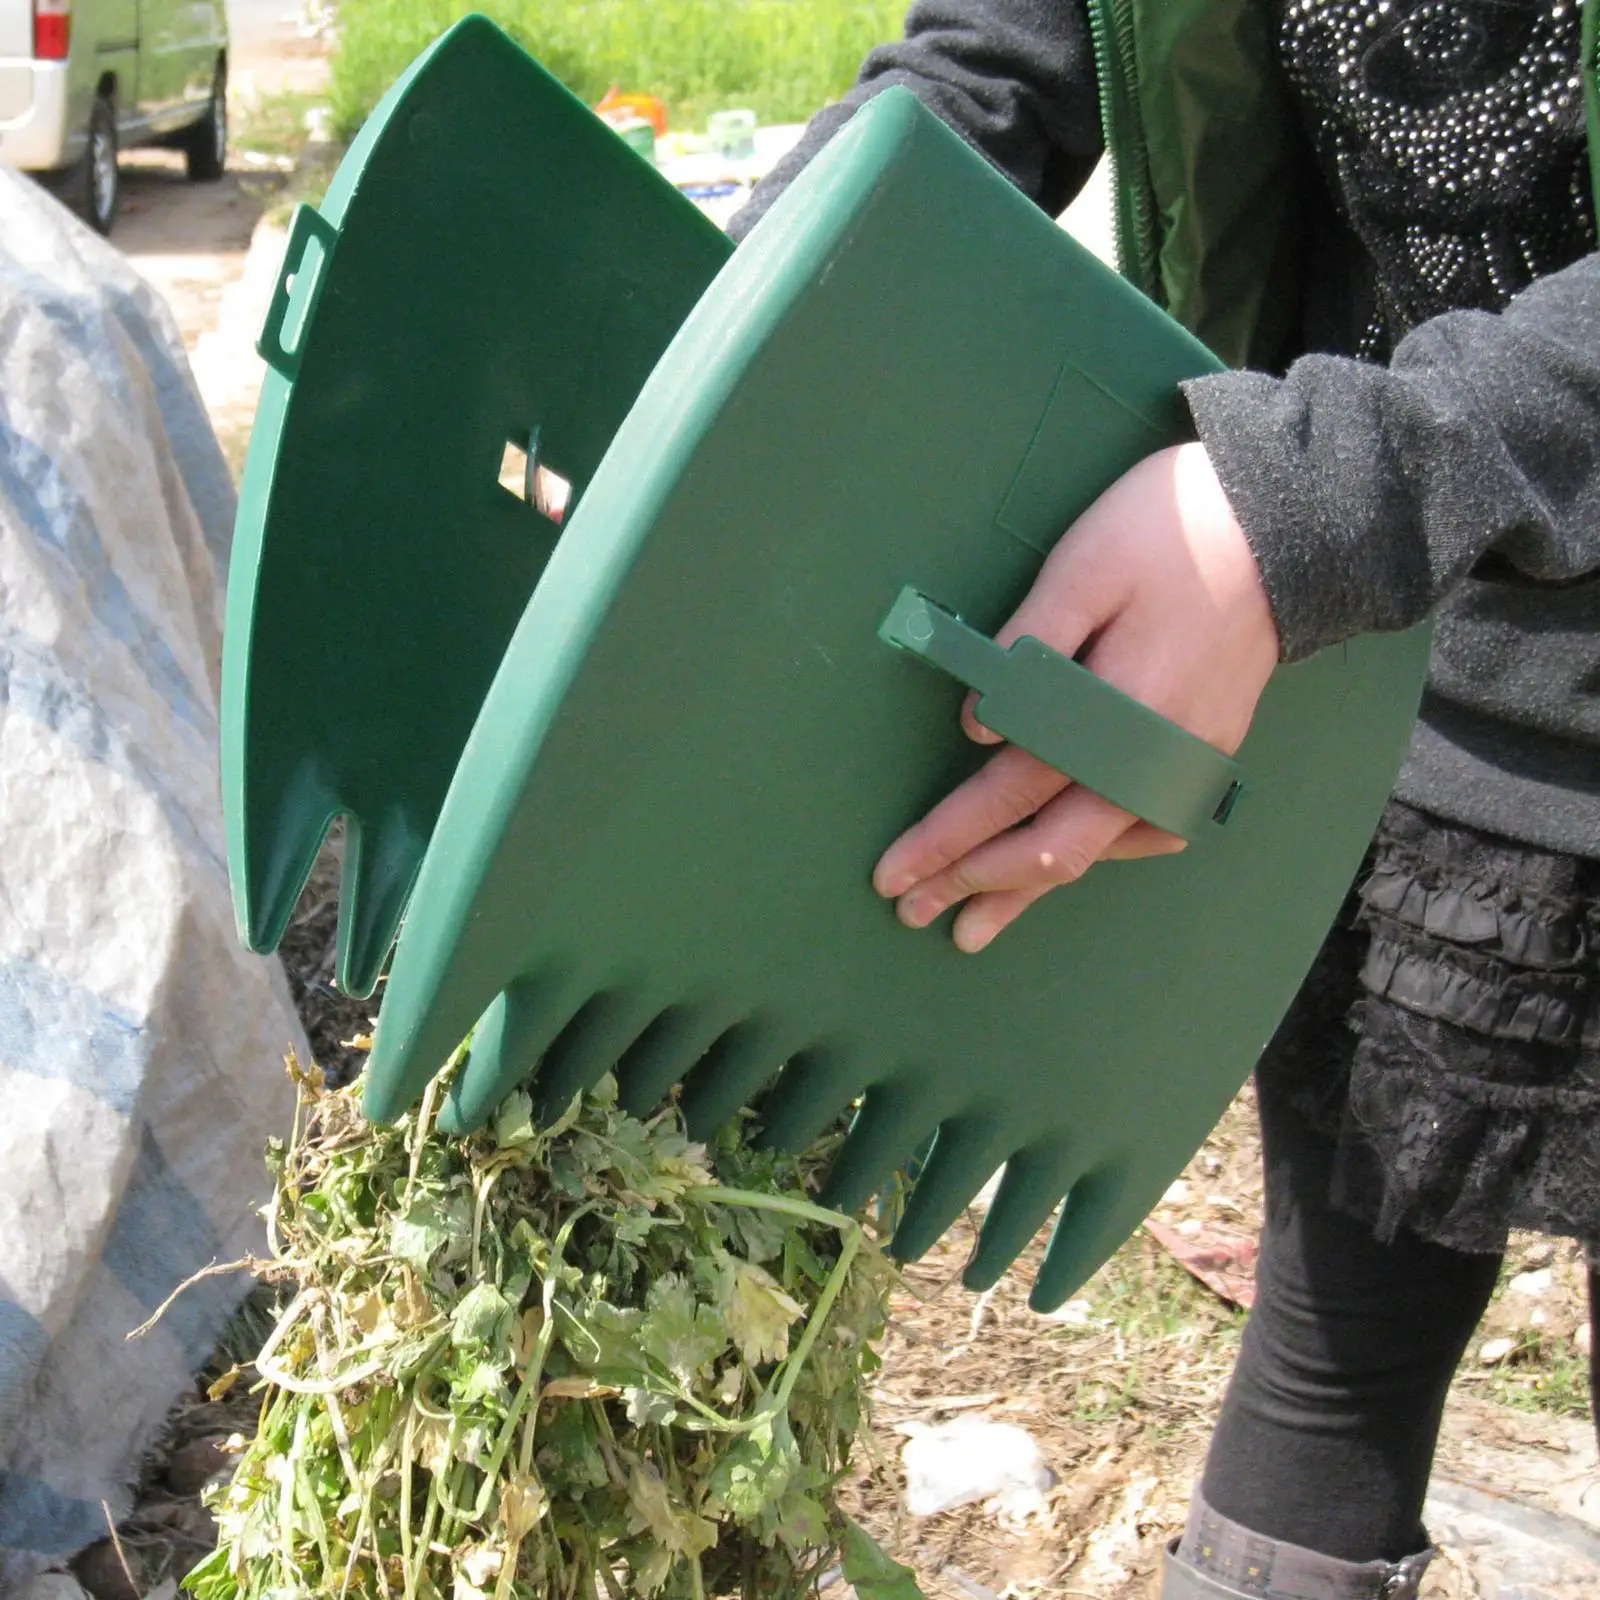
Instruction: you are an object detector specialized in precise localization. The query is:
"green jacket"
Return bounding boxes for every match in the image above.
[1091,0,1600,369]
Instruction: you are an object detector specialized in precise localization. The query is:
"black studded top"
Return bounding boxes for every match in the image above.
[1276,0,1596,356]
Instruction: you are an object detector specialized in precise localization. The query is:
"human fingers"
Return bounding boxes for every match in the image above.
[873,744,1071,899]
[894,785,1137,941]
[949,885,1050,951]
[1101,822,1187,860]
[961,691,1004,744]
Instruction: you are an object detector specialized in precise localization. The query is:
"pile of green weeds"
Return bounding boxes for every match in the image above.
[188,1053,922,1600]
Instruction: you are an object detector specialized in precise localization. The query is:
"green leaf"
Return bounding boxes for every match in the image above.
[707,1417,798,1521]
[453,1356,510,1404]
[626,1461,718,1558]
[639,1274,728,1384]
[625,1386,677,1428]
[774,1487,830,1549]
[783,1230,829,1290]
[451,1282,515,1364]
[558,1299,652,1380]
[839,1519,928,1600]
[390,1192,471,1274]
[631,1542,675,1598]
[721,1259,805,1367]
[546,1145,592,1199]
[536,1402,611,1491]
[179,1543,233,1600]
[493,1089,538,1149]
[716,1199,790,1264]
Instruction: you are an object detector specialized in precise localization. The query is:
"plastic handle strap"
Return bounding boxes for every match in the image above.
[880,587,1243,840]
[258,203,340,381]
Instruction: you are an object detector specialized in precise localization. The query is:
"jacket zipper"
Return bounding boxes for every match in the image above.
[1085,0,1161,300]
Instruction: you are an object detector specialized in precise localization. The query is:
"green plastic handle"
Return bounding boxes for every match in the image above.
[880,587,1243,839]
[258,203,340,381]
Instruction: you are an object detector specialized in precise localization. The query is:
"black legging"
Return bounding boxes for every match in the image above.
[1199,1070,1503,1564]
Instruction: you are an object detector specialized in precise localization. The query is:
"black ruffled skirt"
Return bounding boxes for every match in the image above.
[1259,800,1600,1254]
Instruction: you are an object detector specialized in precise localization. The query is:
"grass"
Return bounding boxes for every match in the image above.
[1482,1330,1593,1419]
[328,0,908,140]
[1055,1229,1247,1432]
[229,86,341,230]
[232,88,326,160]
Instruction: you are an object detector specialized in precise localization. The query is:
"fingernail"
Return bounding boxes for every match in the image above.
[898,891,935,929]
[954,919,993,954]
[877,868,913,899]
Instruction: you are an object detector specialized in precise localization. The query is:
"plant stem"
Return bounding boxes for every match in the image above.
[701,1185,857,1234]
[774,1225,862,1414]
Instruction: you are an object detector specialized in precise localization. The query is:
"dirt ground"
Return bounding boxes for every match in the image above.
[838,1093,1600,1600]
[71,28,1600,1600]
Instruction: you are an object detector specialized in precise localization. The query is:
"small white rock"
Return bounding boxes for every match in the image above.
[1529,1307,1548,1328]
[1577,1321,1592,1357]
[1508,1269,1553,1296]
[1479,1336,1517,1365]
[1162,1180,1191,1205]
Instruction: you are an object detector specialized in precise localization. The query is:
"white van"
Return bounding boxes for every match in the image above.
[0,0,228,233]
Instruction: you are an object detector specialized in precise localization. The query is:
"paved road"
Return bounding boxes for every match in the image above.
[228,0,297,52]
[229,0,304,55]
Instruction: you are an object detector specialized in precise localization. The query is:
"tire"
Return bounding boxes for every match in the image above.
[183,59,227,182]
[77,90,119,234]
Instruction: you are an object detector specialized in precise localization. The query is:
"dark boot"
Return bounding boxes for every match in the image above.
[1162,1492,1435,1600]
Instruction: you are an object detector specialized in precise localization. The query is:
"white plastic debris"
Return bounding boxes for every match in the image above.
[1508,1269,1553,1296]
[899,1414,1055,1520]
[1046,1297,1094,1327]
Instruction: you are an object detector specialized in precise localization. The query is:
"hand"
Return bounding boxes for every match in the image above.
[873,441,1279,952]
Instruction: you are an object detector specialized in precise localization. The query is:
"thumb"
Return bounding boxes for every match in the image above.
[962,690,1003,743]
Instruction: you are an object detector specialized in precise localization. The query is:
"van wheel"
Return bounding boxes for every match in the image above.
[184,59,227,181]
[77,91,120,234]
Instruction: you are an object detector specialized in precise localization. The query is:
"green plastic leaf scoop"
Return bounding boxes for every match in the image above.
[328,71,1431,1306]
[220,16,729,995]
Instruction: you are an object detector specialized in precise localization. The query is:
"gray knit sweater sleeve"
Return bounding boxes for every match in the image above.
[727,0,1103,243]
[1184,248,1600,664]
